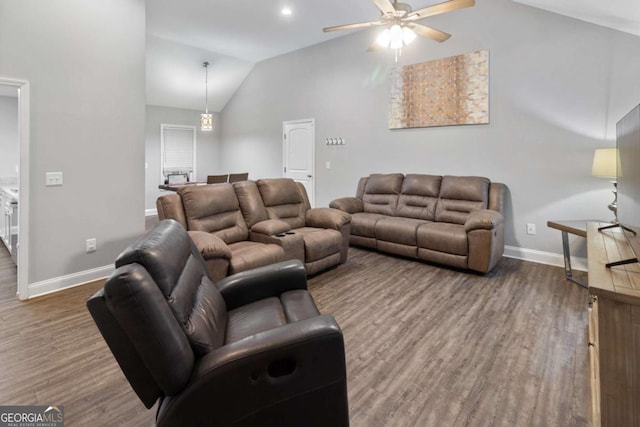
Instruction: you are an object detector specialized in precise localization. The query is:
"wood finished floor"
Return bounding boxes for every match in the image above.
[0,241,590,426]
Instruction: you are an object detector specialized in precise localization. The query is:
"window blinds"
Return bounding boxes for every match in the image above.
[162,126,194,175]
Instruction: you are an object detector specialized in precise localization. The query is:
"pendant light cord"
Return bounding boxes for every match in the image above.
[203,61,209,114]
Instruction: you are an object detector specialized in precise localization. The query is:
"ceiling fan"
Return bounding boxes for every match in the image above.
[323,0,475,58]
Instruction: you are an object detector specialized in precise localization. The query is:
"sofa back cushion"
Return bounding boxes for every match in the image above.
[435,176,489,224]
[397,174,442,221]
[95,220,228,405]
[233,180,269,227]
[179,184,249,244]
[257,178,307,229]
[362,173,404,216]
[115,220,228,356]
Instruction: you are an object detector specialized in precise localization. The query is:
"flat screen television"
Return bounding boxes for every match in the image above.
[603,104,640,267]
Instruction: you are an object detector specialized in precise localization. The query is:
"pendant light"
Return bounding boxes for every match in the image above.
[200,61,213,131]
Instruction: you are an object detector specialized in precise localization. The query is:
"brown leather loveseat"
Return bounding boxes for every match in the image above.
[157,178,351,281]
[330,173,506,273]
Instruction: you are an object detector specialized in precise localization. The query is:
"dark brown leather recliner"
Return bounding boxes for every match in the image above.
[87,219,349,427]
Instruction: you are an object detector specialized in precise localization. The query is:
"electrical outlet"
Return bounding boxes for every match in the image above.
[86,238,97,253]
[527,223,536,235]
[326,161,331,169]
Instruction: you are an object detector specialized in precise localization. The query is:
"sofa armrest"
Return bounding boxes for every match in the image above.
[250,219,291,236]
[216,260,307,310]
[306,208,351,230]
[465,209,504,232]
[187,231,232,261]
[156,315,347,427]
[329,197,363,214]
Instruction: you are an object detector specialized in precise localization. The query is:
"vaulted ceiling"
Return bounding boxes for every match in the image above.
[145,0,640,112]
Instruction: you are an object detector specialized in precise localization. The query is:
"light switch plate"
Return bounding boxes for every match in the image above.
[45,172,63,186]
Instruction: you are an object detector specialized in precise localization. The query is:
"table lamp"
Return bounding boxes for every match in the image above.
[592,148,619,223]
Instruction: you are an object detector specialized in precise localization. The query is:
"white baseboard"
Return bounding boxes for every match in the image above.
[27,264,114,299]
[145,208,158,216]
[504,245,587,272]
[23,245,583,299]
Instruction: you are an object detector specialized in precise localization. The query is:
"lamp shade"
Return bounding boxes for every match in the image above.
[592,148,618,178]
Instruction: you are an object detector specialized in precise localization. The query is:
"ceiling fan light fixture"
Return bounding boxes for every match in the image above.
[376,28,391,47]
[402,26,416,44]
[389,24,404,49]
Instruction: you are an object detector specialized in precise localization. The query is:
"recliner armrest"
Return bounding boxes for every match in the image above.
[156,315,347,427]
[329,197,363,214]
[251,219,291,235]
[187,231,232,260]
[465,209,504,232]
[306,208,351,230]
[216,260,307,310]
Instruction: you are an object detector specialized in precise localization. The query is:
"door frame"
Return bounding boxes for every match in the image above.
[0,77,30,300]
[282,118,315,207]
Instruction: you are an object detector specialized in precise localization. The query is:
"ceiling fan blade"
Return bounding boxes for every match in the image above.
[407,0,475,21]
[372,0,396,15]
[409,23,451,42]
[323,20,384,32]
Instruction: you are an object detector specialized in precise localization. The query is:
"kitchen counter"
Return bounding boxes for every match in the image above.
[158,181,207,192]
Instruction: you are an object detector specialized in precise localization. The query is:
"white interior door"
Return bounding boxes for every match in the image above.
[283,119,314,207]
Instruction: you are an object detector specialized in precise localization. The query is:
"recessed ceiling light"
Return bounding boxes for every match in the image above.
[281,7,292,16]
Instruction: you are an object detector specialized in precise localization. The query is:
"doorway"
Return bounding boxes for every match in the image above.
[283,119,315,207]
[0,78,30,300]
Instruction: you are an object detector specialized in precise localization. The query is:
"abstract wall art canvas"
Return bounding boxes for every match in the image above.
[388,50,489,129]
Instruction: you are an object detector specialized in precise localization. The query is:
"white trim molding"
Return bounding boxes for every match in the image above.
[27,264,114,299]
[504,245,588,272]
[0,77,30,300]
[145,208,158,216]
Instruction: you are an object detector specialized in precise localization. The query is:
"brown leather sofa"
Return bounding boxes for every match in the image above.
[330,173,506,273]
[87,219,349,427]
[156,178,351,280]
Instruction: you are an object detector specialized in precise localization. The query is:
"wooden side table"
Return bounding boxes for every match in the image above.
[547,220,599,288]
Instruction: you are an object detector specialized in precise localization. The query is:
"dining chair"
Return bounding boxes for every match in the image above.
[228,172,249,183]
[207,174,228,184]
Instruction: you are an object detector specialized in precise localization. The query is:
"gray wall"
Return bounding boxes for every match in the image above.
[0,95,18,181]
[0,0,146,283]
[220,0,640,256]
[146,105,222,210]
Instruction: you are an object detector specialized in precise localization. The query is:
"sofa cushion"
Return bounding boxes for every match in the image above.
[351,212,389,238]
[397,174,442,221]
[114,219,228,359]
[362,173,403,215]
[257,178,307,229]
[293,227,342,262]
[417,222,468,256]
[227,241,286,274]
[179,184,249,244]
[226,297,286,343]
[434,176,489,225]
[233,180,269,227]
[375,217,430,246]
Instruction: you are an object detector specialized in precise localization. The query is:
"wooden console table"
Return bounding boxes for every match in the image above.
[587,222,640,426]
